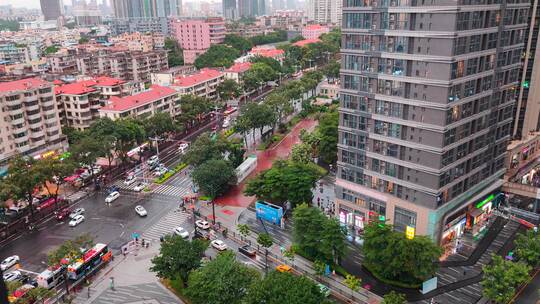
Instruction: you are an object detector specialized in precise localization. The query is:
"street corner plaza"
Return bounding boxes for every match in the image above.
[88,283,180,304]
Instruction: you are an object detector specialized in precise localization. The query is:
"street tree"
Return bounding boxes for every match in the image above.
[47,234,94,266]
[113,118,146,163]
[0,156,46,220]
[150,235,208,285]
[363,222,442,285]
[233,114,251,148]
[290,35,306,43]
[238,102,276,143]
[250,56,283,75]
[381,291,407,304]
[243,62,278,91]
[62,126,85,144]
[70,136,105,185]
[250,30,287,46]
[291,143,313,164]
[177,95,216,129]
[142,112,177,138]
[320,217,347,265]
[283,245,297,268]
[164,37,184,67]
[257,233,273,273]
[224,34,253,54]
[194,44,240,69]
[22,287,55,304]
[265,92,293,127]
[34,157,75,207]
[182,133,229,167]
[313,260,326,280]
[191,159,237,199]
[185,251,260,304]
[217,79,242,101]
[322,60,340,81]
[237,224,250,239]
[514,229,540,267]
[318,108,338,164]
[344,274,361,298]
[482,255,531,304]
[243,271,325,304]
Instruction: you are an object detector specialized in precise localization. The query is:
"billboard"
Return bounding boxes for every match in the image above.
[255,201,283,225]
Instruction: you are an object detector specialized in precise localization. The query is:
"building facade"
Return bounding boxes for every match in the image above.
[40,0,63,21]
[302,24,329,39]
[171,68,224,100]
[306,0,341,25]
[238,0,266,17]
[111,0,181,18]
[171,18,226,64]
[337,0,527,249]
[223,0,238,20]
[0,78,67,168]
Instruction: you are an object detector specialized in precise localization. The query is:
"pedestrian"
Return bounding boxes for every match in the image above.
[463,268,467,276]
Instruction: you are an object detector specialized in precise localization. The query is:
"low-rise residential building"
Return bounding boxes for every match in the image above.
[316,80,339,99]
[0,42,30,65]
[301,24,329,40]
[224,62,252,83]
[0,78,67,168]
[151,65,197,86]
[55,76,134,130]
[99,85,179,120]
[235,46,285,64]
[171,68,224,100]
[109,32,165,52]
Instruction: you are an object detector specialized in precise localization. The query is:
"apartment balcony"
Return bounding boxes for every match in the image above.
[10,116,25,126]
[40,98,55,107]
[30,130,45,139]
[25,103,40,112]
[13,134,29,144]
[27,112,41,121]
[31,137,46,147]
[5,98,21,107]
[43,108,56,116]
[9,107,24,116]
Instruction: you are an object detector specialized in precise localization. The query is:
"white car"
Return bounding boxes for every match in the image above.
[178,142,189,154]
[3,270,21,282]
[173,227,189,238]
[69,215,84,227]
[195,220,210,230]
[124,175,136,185]
[1,255,20,271]
[69,208,85,219]
[147,155,159,166]
[135,205,147,217]
[133,182,147,192]
[222,119,230,128]
[153,167,168,177]
[211,240,228,251]
[105,191,120,203]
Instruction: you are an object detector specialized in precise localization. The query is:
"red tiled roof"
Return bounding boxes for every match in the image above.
[53,79,65,85]
[0,78,50,93]
[173,69,223,87]
[293,38,321,47]
[304,24,327,30]
[225,62,252,73]
[55,77,125,95]
[250,48,284,58]
[100,85,177,112]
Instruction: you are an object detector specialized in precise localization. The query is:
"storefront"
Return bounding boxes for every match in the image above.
[339,207,365,246]
[470,193,497,239]
[442,214,467,252]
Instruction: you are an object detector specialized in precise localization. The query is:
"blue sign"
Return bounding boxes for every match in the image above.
[132,232,140,239]
[421,277,437,294]
[255,201,283,225]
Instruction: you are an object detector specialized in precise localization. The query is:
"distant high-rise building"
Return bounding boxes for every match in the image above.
[272,0,285,11]
[306,0,340,24]
[223,0,238,20]
[40,0,63,21]
[72,0,102,26]
[111,0,180,18]
[286,0,296,9]
[238,0,265,17]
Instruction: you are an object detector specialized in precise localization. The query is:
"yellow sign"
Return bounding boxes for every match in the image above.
[406,226,415,239]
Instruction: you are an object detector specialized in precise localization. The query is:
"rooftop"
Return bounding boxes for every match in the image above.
[173,68,223,87]
[304,24,328,30]
[55,77,125,95]
[292,38,321,47]
[0,77,50,93]
[249,48,284,58]
[225,62,252,73]
[100,85,176,112]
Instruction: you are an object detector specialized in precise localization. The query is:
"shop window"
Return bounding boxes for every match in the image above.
[394,207,417,232]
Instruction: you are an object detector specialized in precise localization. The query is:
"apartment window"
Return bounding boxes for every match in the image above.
[368,200,386,217]
[394,207,417,232]
[343,13,373,29]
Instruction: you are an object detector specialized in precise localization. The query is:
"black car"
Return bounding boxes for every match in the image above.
[238,245,256,257]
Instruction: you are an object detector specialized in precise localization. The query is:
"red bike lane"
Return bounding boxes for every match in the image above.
[214,118,318,208]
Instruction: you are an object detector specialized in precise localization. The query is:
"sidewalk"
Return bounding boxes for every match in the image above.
[72,244,181,304]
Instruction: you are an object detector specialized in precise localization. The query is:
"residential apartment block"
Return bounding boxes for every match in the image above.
[0,78,67,168]
[302,24,329,40]
[306,0,341,25]
[337,0,527,249]
[99,85,179,120]
[171,18,226,64]
[225,62,252,83]
[170,68,224,100]
[109,32,165,52]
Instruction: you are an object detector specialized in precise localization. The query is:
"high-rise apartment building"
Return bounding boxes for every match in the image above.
[223,0,238,20]
[40,0,63,21]
[513,0,540,139]
[111,0,181,18]
[0,78,67,168]
[337,0,528,246]
[238,0,266,17]
[171,18,226,64]
[306,0,341,25]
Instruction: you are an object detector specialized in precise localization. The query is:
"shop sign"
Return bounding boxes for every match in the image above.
[405,225,415,239]
[475,194,495,209]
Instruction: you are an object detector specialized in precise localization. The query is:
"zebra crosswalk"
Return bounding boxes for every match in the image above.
[153,184,192,197]
[142,209,192,242]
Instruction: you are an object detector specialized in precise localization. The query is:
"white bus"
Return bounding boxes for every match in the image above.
[36,266,65,289]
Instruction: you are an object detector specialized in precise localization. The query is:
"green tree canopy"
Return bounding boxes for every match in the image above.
[290,35,306,43]
[194,45,240,69]
[481,255,531,304]
[142,112,178,138]
[265,92,293,126]
[47,234,94,266]
[250,30,288,46]
[317,107,338,164]
[514,229,540,267]
[177,94,216,129]
[164,37,184,67]
[381,291,407,304]
[243,271,325,304]
[34,157,75,204]
[150,235,208,284]
[322,60,340,80]
[224,34,253,53]
[217,79,242,101]
[363,222,443,285]
[185,251,260,304]
[182,132,230,166]
[44,45,59,55]
[291,143,313,164]
[243,62,278,91]
[250,56,283,75]
[191,159,237,199]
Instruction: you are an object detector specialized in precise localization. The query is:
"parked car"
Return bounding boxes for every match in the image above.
[124,175,136,185]
[222,119,230,128]
[276,264,292,273]
[135,205,147,217]
[173,227,189,238]
[318,283,331,297]
[195,220,210,230]
[69,215,84,227]
[194,229,210,240]
[105,191,120,203]
[55,208,71,221]
[133,182,147,192]
[3,270,21,282]
[1,255,19,271]
[238,245,256,257]
[69,208,85,219]
[210,239,227,251]
[178,142,189,154]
